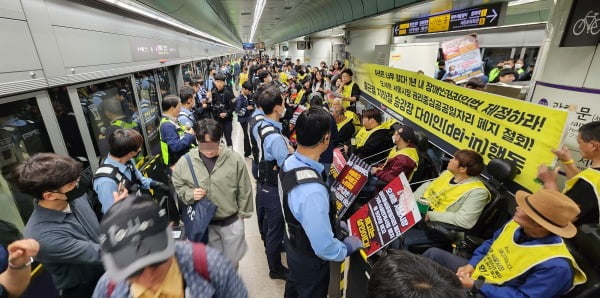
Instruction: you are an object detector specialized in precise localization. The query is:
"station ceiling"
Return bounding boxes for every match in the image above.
[136,0,553,47]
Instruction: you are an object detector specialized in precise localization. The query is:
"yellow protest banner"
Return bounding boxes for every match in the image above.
[352,60,568,191]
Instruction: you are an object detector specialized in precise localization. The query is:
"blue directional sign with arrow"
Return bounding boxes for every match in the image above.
[393,3,505,37]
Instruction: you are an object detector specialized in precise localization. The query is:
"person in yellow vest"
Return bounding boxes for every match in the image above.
[371,124,419,184]
[348,108,394,165]
[239,65,249,89]
[399,149,489,248]
[538,121,600,226]
[100,98,141,157]
[158,95,195,167]
[332,107,355,147]
[424,189,587,297]
[336,69,360,112]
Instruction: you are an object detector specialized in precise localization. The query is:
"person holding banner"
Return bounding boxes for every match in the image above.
[538,121,600,226]
[279,107,363,298]
[253,87,292,280]
[423,189,586,297]
[400,150,489,248]
[349,108,394,165]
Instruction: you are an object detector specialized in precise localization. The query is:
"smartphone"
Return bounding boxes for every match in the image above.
[118,180,125,195]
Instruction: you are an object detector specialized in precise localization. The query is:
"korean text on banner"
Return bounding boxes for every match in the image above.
[530,81,600,170]
[357,63,568,192]
[441,35,484,84]
[348,173,421,256]
[332,155,369,218]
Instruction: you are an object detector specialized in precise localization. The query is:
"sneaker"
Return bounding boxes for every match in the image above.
[269,267,289,280]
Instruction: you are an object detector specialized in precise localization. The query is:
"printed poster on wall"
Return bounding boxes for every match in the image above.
[441,35,484,84]
[332,154,370,218]
[530,81,600,170]
[349,56,568,192]
[348,173,421,256]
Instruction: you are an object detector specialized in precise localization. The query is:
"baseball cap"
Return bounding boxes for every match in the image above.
[98,195,174,282]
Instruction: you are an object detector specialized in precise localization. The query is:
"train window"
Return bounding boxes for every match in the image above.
[74,78,139,160]
[482,48,513,75]
[156,67,178,101]
[1,97,54,224]
[49,87,87,159]
[133,72,162,156]
[182,63,193,85]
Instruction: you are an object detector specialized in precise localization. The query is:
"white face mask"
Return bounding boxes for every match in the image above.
[503,65,512,69]
[392,135,398,143]
[515,63,523,69]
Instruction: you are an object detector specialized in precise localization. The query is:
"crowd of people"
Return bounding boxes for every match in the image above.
[1,54,599,298]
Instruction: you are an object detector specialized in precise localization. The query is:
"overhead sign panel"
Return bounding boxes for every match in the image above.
[242,43,255,50]
[560,0,600,47]
[393,3,504,36]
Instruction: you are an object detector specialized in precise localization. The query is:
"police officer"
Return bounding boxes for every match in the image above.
[211,73,235,147]
[93,129,169,213]
[158,95,195,167]
[279,107,363,298]
[100,98,140,158]
[253,87,291,280]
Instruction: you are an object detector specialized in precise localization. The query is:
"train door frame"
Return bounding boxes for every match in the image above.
[66,74,133,171]
[0,90,69,156]
[128,73,156,157]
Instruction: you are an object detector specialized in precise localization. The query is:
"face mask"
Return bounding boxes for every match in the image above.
[515,63,523,69]
[503,65,512,69]
[65,184,85,201]
[392,135,398,143]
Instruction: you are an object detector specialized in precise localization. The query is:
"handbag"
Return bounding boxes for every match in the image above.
[180,154,217,243]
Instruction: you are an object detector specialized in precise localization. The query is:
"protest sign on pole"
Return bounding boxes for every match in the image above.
[348,173,422,256]
[441,35,484,84]
[332,154,370,218]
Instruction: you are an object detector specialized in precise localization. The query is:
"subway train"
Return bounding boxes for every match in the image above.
[1,0,600,297]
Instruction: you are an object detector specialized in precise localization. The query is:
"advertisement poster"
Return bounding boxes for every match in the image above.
[351,56,568,192]
[330,148,346,179]
[348,173,421,256]
[441,35,484,84]
[332,154,370,218]
[530,81,600,170]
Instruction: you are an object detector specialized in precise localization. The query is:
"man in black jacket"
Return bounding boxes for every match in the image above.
[211,73,235,147]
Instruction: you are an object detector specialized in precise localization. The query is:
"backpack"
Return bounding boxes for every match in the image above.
[106,242,210,297]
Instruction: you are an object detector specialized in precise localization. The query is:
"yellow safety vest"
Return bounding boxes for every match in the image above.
[111,119,138,129]
[423,171,488,212]
[297,73,307,83]
[295,88,306,105]
[384,147,419,180]
[564,168,600,222]
[159,117,185,165]
[355,124,387,149]
[342,81,356,109]
[279,72,288,83]
[473,220,587,287]
[489,68,501,82]
[336,115,353,132]
[344,110,361,130]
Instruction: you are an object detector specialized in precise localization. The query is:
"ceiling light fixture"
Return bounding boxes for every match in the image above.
[507,0,541,7]
[96,0,240,49]
[249,0,267,43]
